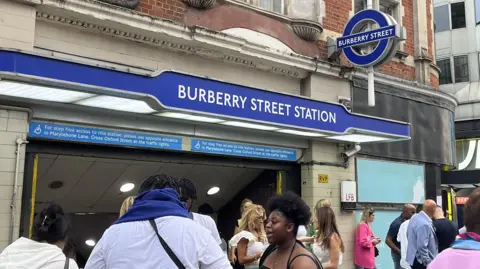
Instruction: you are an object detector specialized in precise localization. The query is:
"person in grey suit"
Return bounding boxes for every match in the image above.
[406,200,438,269]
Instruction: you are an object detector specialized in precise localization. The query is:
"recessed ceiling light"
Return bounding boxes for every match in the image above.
[120,183,135,193]
[207,186,220,196]
[74,213,87,216]
[85,239,96,247]
[48,181,64,189]
[157,112,224,123]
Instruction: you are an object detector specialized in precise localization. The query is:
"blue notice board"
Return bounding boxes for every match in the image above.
[29,122,183,151]
[191,139,297,161]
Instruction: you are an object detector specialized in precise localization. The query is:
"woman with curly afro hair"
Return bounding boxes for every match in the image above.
[259,192,322,269]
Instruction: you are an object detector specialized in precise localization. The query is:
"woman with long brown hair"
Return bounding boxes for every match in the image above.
[229,204,268,269]
[312,206,344,269]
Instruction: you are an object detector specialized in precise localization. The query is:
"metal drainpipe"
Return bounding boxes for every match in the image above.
[9,137,29,244]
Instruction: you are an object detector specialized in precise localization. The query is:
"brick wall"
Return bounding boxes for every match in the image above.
[137,0,186,21]
[426,0,433,58]
[380,61,416,80]
[322,0,352,33]
[431,73,439,88]
[0,110,28,251]
[403,0,415,56]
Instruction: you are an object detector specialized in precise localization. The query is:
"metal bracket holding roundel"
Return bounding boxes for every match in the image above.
[337,9,406,67]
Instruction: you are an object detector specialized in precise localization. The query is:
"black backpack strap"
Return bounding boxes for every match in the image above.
[288,254,323,269]
[64,257,69,269]
[149,219,186,269]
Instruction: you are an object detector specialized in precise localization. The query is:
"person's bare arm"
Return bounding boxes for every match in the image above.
[290,255,318,269]
[237,238,261,265]
[297,236,315,243]
[386,235,400,254]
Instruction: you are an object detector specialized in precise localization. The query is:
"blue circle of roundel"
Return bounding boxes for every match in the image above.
[342,9,392,67]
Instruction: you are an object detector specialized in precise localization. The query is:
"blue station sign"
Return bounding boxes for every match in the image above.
[338,9,405,67]
[0,50,410,139]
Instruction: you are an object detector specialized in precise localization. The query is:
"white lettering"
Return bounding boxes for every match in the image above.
[178,85,186,99]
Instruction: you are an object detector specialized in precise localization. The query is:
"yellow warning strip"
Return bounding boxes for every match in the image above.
[276,172,283,195]
[447,191,453,221]
[29,154,38,239]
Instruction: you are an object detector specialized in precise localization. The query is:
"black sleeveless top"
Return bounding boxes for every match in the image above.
[259,241,322,269]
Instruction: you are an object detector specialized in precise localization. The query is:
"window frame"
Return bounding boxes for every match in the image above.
[240,0,286,14]
[437,58,453,85]
[453,55,470,83]
[434,4,451,33]
[450,1,466,30]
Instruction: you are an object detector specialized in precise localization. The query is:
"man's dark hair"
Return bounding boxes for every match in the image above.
[267,191,311,235]
[198,203,215,215]
[33,203,70,244]
[138,174,181,195]
[464,187,480,234]
[179,178,197,201]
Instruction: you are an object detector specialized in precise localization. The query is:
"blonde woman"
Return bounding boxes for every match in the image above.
[229,204,267,269]
[298,198,332,242]
[312,206,344,269]
[355,206,381,269]
[119,196,135,218]
[230,198,253,264]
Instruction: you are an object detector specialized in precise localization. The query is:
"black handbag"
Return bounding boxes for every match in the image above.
[374,246,379,257]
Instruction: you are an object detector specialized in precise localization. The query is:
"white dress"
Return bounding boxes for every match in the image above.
[312,241,343,266]
[229,230,268,269]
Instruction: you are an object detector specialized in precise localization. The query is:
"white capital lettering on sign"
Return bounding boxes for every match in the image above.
[458,140,479,170]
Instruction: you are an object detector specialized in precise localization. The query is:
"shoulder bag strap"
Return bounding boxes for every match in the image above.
[149,219,186,269]
[64,256,69,269]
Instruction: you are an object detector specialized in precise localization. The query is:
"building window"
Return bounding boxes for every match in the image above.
[451,2,466,29]
[454,55,469,83]
[476,0,480,24]
[241,0,284,14]
[434,5,450,32]
[355,0,400,21]
[438,58,452,85]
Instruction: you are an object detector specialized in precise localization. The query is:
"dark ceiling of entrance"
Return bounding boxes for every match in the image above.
[34,154,264,263]
[35,154,264,213]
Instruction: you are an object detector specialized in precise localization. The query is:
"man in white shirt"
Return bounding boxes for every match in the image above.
[180,178,223,246]
[397,219,411,269]
[85,174,230,269]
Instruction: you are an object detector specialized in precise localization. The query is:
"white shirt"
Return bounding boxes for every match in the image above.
[296,225,308,238]
[193,212,222,245]
[397,219,411,269]
[312,242,343,266]
[0,237,79,269]
[229,231,267,269]
[85,216,231,269]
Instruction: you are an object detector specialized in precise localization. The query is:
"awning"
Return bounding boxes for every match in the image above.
[0,49,411,144]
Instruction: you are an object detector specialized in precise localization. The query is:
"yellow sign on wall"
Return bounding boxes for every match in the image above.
[318,174,329,183]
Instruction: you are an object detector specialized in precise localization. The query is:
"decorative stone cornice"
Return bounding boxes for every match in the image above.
[184,0,216,9]
[291,18,323,42]
[14,0,458,106]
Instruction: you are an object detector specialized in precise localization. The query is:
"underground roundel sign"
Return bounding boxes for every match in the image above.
[337,9,406,67]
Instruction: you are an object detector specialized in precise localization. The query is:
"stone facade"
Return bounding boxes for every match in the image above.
[0,109,29,250]
[130,0,439,86]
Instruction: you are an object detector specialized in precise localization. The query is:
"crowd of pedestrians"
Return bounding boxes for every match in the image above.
[1,172,480,269]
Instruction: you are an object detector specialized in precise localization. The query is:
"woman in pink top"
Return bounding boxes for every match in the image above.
[355,207,381,269]
[428,188,480,269]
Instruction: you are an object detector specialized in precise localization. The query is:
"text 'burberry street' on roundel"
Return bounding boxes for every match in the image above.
[336,9,406,67]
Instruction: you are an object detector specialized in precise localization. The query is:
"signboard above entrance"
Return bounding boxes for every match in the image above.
[0,50,410,142]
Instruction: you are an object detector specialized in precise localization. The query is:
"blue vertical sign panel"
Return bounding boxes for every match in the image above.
[191,139,297,161]
[29,122,183,151]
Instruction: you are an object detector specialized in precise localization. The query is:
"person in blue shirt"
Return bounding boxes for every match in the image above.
[406,200,438,269]
[386,204,416,269]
